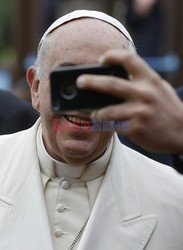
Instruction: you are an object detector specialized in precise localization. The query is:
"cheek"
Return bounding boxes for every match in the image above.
[39,83,51,114]
[96,131,114,152]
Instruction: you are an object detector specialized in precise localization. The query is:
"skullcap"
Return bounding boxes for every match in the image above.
[38,10,134,51]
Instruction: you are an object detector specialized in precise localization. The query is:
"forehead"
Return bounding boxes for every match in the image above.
[48,18,128,49]
[43,18,128,66]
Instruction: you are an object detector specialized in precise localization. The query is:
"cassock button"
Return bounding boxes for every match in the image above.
[57,204,65,213]
[54,229,63,238]
[61,180,70,190]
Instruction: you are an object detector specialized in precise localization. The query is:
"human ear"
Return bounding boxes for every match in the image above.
[26,66,40,111]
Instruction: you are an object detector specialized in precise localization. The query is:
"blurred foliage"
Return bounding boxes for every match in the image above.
[0,0,16,67]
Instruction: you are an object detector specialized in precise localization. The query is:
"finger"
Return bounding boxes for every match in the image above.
[77,74,139,100]
[99,49,160,81]
[91,104,133,135]
[91,102,143,121]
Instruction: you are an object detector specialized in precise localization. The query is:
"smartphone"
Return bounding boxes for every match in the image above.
[50,64,128,113]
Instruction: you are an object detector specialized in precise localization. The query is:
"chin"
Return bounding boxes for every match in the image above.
[60,139,95,155]
[61,144,107,165]
[62,149,95,165]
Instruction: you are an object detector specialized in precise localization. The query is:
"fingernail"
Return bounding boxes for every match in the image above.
[76,76,85,88]
[98,56,104,63]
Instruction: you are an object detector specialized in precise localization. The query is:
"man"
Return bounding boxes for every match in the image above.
[126,0,162,57]
[0,10,183,250]
[0,90,39,134]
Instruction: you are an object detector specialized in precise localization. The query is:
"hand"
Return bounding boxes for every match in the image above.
[133,0,158,16]
[77,49,183,153]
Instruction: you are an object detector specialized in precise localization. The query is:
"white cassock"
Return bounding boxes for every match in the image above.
[0,118,183,250]
[36,124,113,249]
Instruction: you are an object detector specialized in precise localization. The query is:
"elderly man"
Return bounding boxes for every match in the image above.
[0,10,183,250]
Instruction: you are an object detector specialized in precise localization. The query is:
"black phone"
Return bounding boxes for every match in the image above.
[50,64,128,113]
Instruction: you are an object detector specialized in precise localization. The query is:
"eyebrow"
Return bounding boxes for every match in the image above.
[58,62,77,67]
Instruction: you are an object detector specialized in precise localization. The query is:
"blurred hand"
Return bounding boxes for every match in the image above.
[77,49,183,153]
[133,0,158,16]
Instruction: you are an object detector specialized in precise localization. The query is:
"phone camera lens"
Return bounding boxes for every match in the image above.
[64,84,75,95]
[61,83,78,100]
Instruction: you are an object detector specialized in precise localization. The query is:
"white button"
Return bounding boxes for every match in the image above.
[57,204,65,213]
[54,229,63,238]
[61,180,70,190]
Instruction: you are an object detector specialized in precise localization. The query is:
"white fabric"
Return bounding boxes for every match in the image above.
[0,119,183,250]
[44,178,90,250]
[38,10,134,51]
[36,124,111,249]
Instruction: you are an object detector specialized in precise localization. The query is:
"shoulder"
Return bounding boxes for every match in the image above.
[114,135,183,198]
[107,136,183,249]
[0,119,41,201]
[0,90,39,134]
[112,136,183,229]
[0,90,28,111]
[0,118,41,154]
